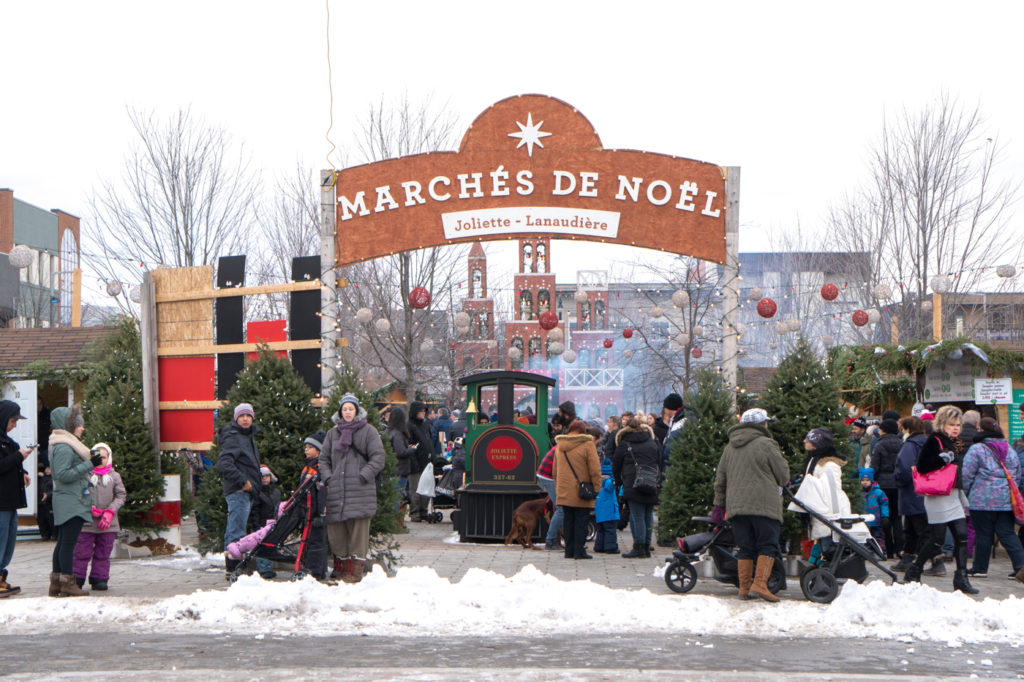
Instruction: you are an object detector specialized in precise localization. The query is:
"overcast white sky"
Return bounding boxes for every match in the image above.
[3,0,1023,300]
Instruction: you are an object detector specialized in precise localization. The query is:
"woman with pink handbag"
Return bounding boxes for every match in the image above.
[903,405,977,593]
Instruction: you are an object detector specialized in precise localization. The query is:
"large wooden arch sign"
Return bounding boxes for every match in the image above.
[334,94,727,266]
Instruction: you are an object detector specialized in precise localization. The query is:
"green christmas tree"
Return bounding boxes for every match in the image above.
[324,362,403,571]
[82,317,165,533]
[657,369,734,543]
[759,335,859,546]
[195,346,322,553]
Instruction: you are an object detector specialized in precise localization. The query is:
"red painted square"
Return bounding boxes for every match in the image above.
[158,357,215,401]
[160,410,216,444]
[247,320,287,361]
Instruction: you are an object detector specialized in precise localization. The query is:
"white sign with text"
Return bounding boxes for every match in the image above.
[441,207,620,240]
[923,356,985,402]
[973,378,1013,404]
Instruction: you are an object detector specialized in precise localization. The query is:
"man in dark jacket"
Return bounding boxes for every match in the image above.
[407,401,434,522]
[659,392,685,470]
[712,408,789,602]
[216,402,262,571]
[869,418,905,558]
[431,408,453,455]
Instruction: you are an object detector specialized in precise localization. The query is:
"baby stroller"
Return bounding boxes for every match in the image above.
[227,471,322,583]
[784,486,898,603]
[664,517,787,596]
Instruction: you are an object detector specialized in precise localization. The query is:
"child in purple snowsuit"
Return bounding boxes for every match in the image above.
[73,443,125,590]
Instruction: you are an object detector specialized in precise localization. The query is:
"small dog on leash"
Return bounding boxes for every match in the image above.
[504,496,551,550]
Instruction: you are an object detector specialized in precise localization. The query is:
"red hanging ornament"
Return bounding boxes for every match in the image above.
[538,310,558,330]
[622,328,633,339]
[409,286,431,309]
[756,297,778,318]
[852,309,869,326]
[691,347,703,359]
[821,283,839,301]
[603,338,614,349]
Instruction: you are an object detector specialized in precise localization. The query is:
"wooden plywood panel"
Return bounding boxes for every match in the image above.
[152,265,214,348]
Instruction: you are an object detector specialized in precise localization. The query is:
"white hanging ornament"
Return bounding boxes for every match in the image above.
[562,349,577,364]
[454,311,471,328]
[573,290,588,303]
[872,284,892,300]
[649,305,664,318]
[8,244,34,269]
[622,349,634,359]
[775,321,790,335]
[548,341,564,355]
[787,318,801,333]
[105,281,123,297]
[355,307,373,324]
[548,327,564,342]
[456,325,470,335]
[930,275,951,294]
[507,346,522,361]
[671,290,690,308]
[129,287,142,304]
[822,334,834,346]
[921,299,933,312]
[867,308,881,324]
[692,325,704,337]
[769,341,778,350]
[675,332,690,347]
[420,338,434,353]
[485,339,498,349]
[997,264,1016,278]
[748,286,764,301]
[375,318,391,333]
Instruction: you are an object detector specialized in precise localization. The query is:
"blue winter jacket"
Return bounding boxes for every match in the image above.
[861,482,889,528]
[595,460,619,523]
[961,439,1021,512]
[893,434,927,516]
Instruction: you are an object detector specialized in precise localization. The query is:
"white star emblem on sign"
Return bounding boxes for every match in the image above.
[507,113,552,157]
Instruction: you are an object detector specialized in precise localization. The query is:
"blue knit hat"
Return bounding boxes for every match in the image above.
[339,393,359,410]
[601,459,612,476]
[859,467,875,481]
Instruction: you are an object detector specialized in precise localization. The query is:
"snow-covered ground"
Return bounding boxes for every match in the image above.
[2,560,1022,646]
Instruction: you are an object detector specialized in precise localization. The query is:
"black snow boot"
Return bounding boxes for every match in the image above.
[622,543,645,559]
[902,563,923,584]
[953,570,979,595]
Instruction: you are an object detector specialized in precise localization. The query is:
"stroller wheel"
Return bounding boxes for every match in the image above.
[432,511,443,523]
[586,518,597,542]
[664,560,698,594]
[800,567,840,603]
[290,571,307,582]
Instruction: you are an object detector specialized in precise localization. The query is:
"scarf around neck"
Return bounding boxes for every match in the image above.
[334,418,366,452]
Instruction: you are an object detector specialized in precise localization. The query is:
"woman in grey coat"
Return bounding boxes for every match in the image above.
[319,393,385,583]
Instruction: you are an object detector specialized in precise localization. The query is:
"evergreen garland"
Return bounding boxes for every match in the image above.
[760,336,860,548]
[195,345,322,554]
[324,362,403,572]
[657,369,733,543]
[81,317,165,533]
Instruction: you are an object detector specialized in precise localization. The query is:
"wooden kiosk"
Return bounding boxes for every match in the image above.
[451,370,554,542]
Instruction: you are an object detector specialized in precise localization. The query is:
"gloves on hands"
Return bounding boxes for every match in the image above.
[90,452,104,467]
[710,505,726,525]
[97,509,115,530]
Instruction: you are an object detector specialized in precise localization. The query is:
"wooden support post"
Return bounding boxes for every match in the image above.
[722,166,740,410]
[71,268,82,327]
[139,270,161,466]
[933,293,943,341]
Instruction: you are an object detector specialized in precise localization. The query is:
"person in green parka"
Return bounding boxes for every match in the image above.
[48,405,102,597]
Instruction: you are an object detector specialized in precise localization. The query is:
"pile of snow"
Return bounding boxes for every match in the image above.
[2,564,1021,644]
[136,547,224,571]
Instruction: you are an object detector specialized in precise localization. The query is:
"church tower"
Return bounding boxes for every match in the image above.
[455,242,497,372]
[504,237,561,370]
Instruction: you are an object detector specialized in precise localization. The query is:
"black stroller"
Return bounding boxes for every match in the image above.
[784,487,898,603]
[664,517,787,596]
[228,471,323,583]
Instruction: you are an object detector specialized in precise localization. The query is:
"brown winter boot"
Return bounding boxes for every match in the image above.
[749,556,780,602]
[58,574,88,597]
[342,559,364,584]
[737,559,755,599]
[48,572,62,597]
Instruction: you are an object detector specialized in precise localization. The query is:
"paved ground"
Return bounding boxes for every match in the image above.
[5,512,1023,600]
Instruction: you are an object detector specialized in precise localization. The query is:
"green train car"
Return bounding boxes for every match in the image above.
[451,370,554,542]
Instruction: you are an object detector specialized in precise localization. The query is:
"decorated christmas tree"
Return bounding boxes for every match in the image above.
[323,362,403,570]
[195,346,322,553]
[657,369,734,543]
[82,317,165,533]
[759,335,859,546]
